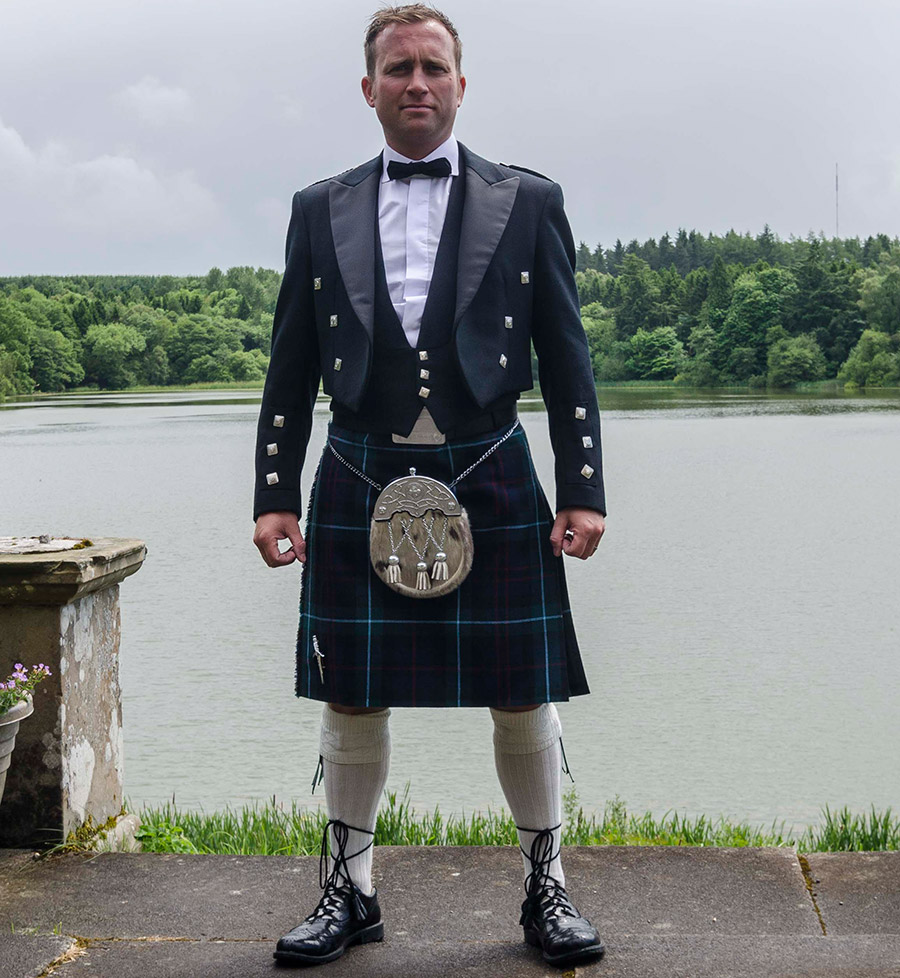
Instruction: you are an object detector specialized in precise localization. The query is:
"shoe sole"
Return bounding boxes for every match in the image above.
[524,927,605,966]
[273,921,384,966]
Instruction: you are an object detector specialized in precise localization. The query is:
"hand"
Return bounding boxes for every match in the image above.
[253,511,306,567]
[550,507,605,560]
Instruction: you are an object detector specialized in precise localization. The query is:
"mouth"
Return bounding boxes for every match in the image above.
[401,104,432,110]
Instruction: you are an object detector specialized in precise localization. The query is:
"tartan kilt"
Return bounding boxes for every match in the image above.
[295,420,590,708]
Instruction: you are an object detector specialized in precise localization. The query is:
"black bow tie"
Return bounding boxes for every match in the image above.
[387,157,452,180]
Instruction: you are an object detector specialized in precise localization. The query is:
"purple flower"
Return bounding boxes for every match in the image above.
[14,664,23,671]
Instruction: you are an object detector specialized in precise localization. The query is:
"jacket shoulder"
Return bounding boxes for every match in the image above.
[296,155,382,203]
[497,161,553,182]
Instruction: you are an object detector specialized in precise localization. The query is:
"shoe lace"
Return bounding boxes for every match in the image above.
[314,818,375,923]
[517,823,577,926]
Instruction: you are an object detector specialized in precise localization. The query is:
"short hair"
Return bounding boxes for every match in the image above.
[365,4,462,77]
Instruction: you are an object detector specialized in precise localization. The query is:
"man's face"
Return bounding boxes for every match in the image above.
[361,20,465,159]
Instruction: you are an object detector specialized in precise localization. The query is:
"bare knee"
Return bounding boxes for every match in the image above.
[328,702,385,716]
[493,704,540,713]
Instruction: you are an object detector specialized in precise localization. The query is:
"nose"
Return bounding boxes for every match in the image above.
[406,66,429,95]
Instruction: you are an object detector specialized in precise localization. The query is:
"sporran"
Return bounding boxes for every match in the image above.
[370,470,473,598]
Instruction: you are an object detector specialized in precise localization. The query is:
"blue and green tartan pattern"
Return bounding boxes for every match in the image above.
[295,422,590,708]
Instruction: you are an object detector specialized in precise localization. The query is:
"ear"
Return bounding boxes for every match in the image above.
[361,75,376,107]
[457,74,466,106]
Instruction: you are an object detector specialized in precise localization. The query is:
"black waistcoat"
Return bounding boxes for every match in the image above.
[338,167,487,436]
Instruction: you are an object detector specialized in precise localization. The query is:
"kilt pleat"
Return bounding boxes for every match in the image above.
[295,421,590,708]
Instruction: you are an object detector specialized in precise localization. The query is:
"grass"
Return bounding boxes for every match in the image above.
[129,788,899,856]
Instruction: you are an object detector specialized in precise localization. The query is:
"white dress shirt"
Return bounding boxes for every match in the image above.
[379,135,459,348]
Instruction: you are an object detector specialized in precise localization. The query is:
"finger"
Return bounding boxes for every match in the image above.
[287,526,307,564]
[270,539,297,566]
[549,513,569,557]
[254,526,294,568]
[563,530,591,560]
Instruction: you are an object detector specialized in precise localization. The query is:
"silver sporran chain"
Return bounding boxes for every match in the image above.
[328,420,519,598]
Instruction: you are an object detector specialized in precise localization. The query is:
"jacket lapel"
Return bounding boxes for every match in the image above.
[329,156,381,343]
[455,143,520,325]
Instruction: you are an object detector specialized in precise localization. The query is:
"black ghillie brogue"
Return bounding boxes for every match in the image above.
[518,824,605,967]
[274,819,384,967]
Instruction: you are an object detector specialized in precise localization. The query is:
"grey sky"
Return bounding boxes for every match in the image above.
[1,0,897,275]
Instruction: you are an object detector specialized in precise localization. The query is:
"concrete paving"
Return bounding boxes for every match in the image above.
[1,846,898,977]
[803,852,900,938]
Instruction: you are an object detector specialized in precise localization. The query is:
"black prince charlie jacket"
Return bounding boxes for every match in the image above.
[253,143,606,520]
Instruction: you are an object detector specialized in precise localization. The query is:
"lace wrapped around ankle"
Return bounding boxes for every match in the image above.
[517,823,578,925]
[316,818,375,922]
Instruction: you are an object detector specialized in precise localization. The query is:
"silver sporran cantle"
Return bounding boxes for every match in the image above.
[369,468,473,598]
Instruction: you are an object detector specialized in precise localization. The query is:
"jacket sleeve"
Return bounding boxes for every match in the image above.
[252,192,322,521]
[530,182,606,515]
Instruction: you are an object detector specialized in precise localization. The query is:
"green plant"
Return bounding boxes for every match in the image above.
[134,819,198,854]
[0,663,51,716]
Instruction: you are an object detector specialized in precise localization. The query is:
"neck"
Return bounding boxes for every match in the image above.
[385,133,450,162]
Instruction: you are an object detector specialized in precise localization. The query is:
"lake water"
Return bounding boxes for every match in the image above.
[1,388,898,830]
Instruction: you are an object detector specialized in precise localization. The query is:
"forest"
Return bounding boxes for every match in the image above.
[2,226,900,399]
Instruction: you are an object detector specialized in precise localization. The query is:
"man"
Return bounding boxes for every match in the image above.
[253,4,606,968]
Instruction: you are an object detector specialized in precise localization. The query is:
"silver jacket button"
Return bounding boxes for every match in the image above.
[273,415,285,427]
[582,436,593,449]
[333,358,342,371]
[267,443,278,456]
[574,407,586,420]
[580,464,594,479]
[521,271,530,284]
[266,472,279,485]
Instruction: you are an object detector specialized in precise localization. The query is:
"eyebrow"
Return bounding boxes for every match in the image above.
[383,55,451,71]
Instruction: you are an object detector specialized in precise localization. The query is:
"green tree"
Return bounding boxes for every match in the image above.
[143,346,170,386]
[626,326,683,379]
[766,326,827,388]
[858,263,900,333]
[614,256,660,337]
[29,327,84,391]
[0,295,34,394]
[83,323,147,389]
[581,303,627,381]
[704,255,732,329]
[715,267,797,380]
[838,329,900,387]
[677,323,721,387]
[167,315,242,381]
[226,348,268,381]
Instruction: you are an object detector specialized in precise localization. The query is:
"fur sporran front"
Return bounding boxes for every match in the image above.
[369,469,473,598]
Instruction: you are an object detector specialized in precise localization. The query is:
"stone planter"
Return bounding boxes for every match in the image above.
[0,694,34,808]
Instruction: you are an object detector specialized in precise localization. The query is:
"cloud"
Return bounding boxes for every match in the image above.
[113,76,194,126]
[0,115,220,241]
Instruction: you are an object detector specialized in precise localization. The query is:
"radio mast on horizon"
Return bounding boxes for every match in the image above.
[835,163,840,239]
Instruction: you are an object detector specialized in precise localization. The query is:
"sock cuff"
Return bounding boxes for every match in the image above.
[320,705,391,763]
[490,703,562,755]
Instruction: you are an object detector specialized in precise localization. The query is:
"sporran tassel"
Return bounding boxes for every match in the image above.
[387,554,401,584]
[416,561,431,591]
[431,552,449,580]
